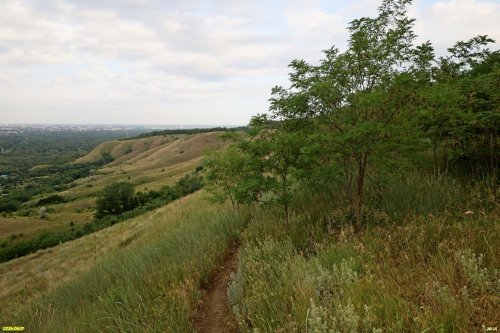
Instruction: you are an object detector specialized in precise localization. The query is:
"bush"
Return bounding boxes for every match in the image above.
[0,198,21,213]
[37,194,66,206]
[175,173,203,195]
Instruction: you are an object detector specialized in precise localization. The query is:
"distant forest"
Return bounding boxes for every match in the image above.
[126,126,248,140]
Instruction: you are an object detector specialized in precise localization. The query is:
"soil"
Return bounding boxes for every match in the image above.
[193,244,239,333]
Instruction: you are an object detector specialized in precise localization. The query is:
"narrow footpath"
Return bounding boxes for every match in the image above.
[194,244,239,333]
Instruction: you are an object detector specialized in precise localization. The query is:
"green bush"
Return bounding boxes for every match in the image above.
[95,182,137,218]
[37,194,66,206]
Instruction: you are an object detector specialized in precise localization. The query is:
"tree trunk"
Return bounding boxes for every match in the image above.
[490,132,497,186]
[355,153,367,230]
[284,202,289,226]
[433,145,437,178]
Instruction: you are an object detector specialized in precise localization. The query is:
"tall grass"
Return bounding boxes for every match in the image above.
[8,205,249,332]
[229,173,499,332]
[369,172,497,221]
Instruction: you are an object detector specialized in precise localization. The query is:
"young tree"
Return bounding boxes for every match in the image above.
[269,0,421,227]
[245,115,303,225]
[205,145,249,210]
[205,130,267,211]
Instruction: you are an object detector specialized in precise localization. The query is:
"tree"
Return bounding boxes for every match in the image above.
[95,182,136,218]
[244,115,304,225]
[269,0,421,227]
[418,37,498,178]
[205,130,267,211]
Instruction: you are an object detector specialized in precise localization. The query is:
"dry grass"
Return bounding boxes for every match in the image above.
[3,191,247,332]
[0,191,208,319]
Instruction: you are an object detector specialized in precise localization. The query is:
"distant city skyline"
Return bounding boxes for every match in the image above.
[1,0,499,125]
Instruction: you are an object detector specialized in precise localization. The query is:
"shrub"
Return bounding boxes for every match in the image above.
[37,194,66,206]
[0,198,21,213]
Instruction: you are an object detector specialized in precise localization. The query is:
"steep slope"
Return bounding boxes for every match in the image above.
[0,191,247,333]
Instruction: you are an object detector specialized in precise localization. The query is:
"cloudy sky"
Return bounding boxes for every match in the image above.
[1,0,499,125]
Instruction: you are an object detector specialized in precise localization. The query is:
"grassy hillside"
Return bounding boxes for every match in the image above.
[0,132,226,260]
[1,191,249,332]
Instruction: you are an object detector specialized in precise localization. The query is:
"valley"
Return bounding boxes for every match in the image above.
[0,131,226,262]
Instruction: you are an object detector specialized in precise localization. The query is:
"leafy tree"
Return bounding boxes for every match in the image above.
[269,0,421,227]
[205,129,268,210]
[418,37,498,178]
[37,194,66,206]
[205,145,250,210]
[95,182,137,218]
[247,115,304,224]
[0,198,20,213]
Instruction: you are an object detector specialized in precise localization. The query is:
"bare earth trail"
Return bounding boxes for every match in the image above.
[194,244,239,333]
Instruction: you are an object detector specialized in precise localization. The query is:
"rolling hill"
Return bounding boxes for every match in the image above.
[0,132,227,257]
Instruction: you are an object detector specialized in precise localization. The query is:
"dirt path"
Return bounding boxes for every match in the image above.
[194,245,239,333]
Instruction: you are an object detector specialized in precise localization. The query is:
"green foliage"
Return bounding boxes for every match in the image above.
[99,152,114,164]
[205,143,264,210]
[175,172,203,195]
[37,194,66,206]
[0,229,80,262]
[95,182,137,218]
[0,198,20,213]
[418,40,499,178]
[0,129,140,176]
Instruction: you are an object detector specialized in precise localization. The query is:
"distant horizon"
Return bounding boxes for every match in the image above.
[0,123,246,128]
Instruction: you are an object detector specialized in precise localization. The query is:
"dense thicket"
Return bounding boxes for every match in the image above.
[206,0,498,227]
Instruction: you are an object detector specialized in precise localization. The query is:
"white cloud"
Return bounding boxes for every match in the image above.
[0,0,498,125]
[413,0,500,53]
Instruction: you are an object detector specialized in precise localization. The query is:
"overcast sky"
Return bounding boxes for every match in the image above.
[0,0,498,126]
